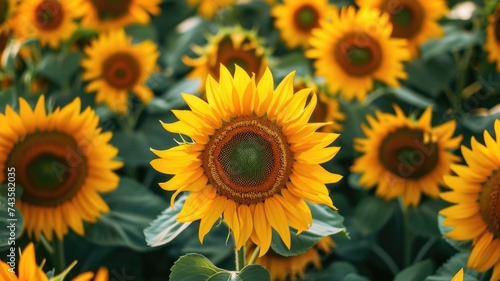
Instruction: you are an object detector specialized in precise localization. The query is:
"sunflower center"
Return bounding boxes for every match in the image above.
[479,171,500,238]
[6,132,88,206]
[210,37,261,81]
[90,0,132,19]
[102,52,141,90]
[34,0,63,31]
[335,33,382,76]
[203,116,293,205]
[379,128,438,179]
[385,0,424,38]
[293,5,319,31]
[0,0,8,25]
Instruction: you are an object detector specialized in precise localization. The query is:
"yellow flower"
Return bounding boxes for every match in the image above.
[0,0,17,36]
[485,4,500,72]
[81,29,159,114]
[440,119,500,281]
[351,105,461,206]
[151,64,341,256]
[356,0,448,58]
[0,96,123,241]
[451,268,464,281]
[183,26,269,92]
[73,267,109,281]
[271,0,337,49]
[247,237,334,281]
[13,0,81,48]
[294,78,345,133]
[306,7,410,102]
[80,0,161,31]
[187,0,236,19]
[0,243,49,281]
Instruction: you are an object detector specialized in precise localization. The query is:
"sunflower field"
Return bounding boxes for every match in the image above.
[1,0,500,280]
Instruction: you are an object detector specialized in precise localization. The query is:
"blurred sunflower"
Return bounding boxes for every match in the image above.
[0,0,17,36]
[187,0,236,19]
[73,267,109,281]
[351,105,461,206]
[306,7,410,102]
[80,0,161,31]
[294,78,344,132]
[271,0,337,49]
[485,4,500,71]
[13,0,80,48]
[246,237,334,281]
[183,26,269,91]
[440,119,500,281]
[0,96,123,241]
[151,65,341,256]
[0,243,48,281]
[356,0,448,58]
[451,269,464,281]
[81,29,159,114]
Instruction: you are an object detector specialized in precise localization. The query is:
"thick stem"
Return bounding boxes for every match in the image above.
[53,237,66,274]
[235,245,246,271]
[399,198,412,269]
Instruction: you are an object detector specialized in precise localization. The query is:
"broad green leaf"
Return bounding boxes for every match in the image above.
[170,253,224,281]
[394,259,434,281]
[37,51,83,86]
[425,252,481,281]
[386,87,436,109]
[110,131,153,166]
[144,195,191,247]
[421,26,483,60]
[272,52,310,80]
[0,196,24,250]
[333,218,373,262]
[437,214,472,252]
[83,177,168,251]
[238,265,271,281]
[125,24,158,43]
[303,261,365,281]
[355,196,395,235]
[270,203,346,256]
[161,78,202,109]
[408,199,447,238]
[404,54,456,98]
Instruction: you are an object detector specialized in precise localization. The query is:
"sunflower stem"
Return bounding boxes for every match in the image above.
[247,246,260,266]
[398,198,413,269]
[371,244,399,276]
[53,237,66,274]
[235,245,246,271]
[413,237,437,264]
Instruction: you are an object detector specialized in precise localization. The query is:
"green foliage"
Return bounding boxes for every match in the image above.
[394,259,434,281]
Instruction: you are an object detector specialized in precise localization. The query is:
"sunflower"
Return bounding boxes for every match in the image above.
[13,0,80,49]
[81,29,159,114]
[351,105,461,206]
[356,0,448,58]
[73,267,109,281]
[0,0,17,36]
[294,78,345,133]
[246,237,334,281]
[271,0,337,49]
[0,243,48,281]
[79,0,161,31]
[440,119,500,281]
[0,96,122,241]
[151,64,341,256]
[187,0,236,19]
[485,4,500,72]
[306,6,410,102]
[183,26,269,92]
[451,268,464,281]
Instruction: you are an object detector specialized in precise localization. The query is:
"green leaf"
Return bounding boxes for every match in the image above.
[355,196,395,235]
[425,252,481,281]
[421,26,483,60]
[0,196,24,251]
[238,265,271,281]
[404,54,456,98]
[437,214,472,252]
[83,177,168,251]
[110,131,153,166]
[303,261,367,281]
[408,199,447,238]
[271,203,346,256]
[161,78,202,109]
[144,194,191,247]
[125,24,158,43]
[272,52,311,80]
[394,259,434,281]
[170,253,224,281]
[37,51,83,86]
[386,87,436,109]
